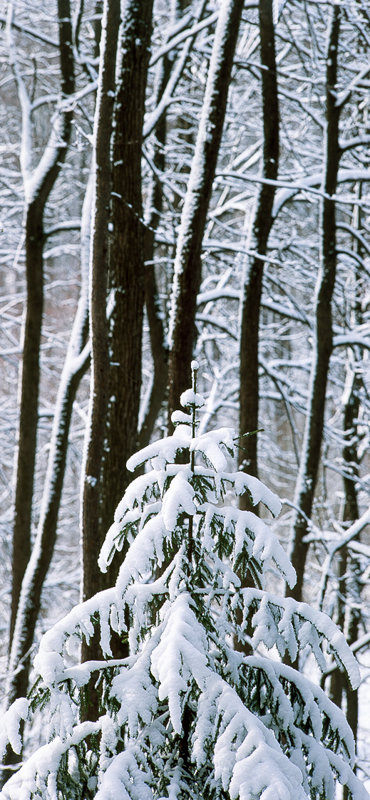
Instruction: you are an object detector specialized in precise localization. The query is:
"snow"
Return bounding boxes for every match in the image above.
[0,698,29,759]
[241,588,361,688]
[0,721,101,800]
[34,588,118,685]
[111,636,160,735]
[196,678,307,800]
[116,473,160,517]
[126,426,191,472]
[232,472,282,517]
[243,654,355,763]
[197,502,296,587]
[167,0,248,350]
[1,385,367,799]
[162,470,195,530]
[179,388,205,409]
[95,745,153,800]
[170,410,192,426]
[272,167,370,218]
[144,25,194,140]
[191,427,233,470]
[151,594,208,734]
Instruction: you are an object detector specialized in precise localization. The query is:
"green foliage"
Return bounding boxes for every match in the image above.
[0,370,367,800]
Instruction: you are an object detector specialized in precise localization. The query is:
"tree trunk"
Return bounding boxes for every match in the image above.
[80,0,119,608]
[139,47,172,450]
[238,0,279,494]
[5,177,92,714]
[342,202,365,755]
[2,0,75,782]
[81,2,153,700]
[286,5,341,603]
[167,0,245,426]
[329,196,364,783]
[79,0,120,724]
[138,0,208,448]
[9,0,75,646]
[96,0,154,556]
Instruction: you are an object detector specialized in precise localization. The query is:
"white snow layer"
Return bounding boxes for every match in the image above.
[241,588,361,689]
[1,404,367,800]
[0,698,29,759]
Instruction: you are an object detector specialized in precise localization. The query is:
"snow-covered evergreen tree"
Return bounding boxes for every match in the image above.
[0,364,368,800]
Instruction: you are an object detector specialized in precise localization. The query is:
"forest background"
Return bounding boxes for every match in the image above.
[0,0,369,791]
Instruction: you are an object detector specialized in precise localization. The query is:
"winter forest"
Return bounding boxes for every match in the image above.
[0,0,369,796]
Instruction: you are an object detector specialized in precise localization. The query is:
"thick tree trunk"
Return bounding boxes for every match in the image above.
[95,0,153,556]
[167,0,245,426]
[327,365,361,800]
[79,1,120,725]
[238,0,279,494]
[342,264,364,758]
[80,0,119,609]
[287,5,341,603]
[10,202,43,646]
[81,3,153,702]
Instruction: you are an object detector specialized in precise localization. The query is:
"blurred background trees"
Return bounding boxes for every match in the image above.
[0,0,369,789]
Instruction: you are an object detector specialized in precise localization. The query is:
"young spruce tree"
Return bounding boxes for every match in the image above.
[0,364,368,800]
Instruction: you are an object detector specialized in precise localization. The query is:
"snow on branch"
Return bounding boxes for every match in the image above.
[0,373,367,800]
[240,588,361,688]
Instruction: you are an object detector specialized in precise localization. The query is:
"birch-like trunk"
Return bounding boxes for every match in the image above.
[167,0,245,426]
[139,0,209,448]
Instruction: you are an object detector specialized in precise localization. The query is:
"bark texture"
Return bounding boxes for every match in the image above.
[2,0,75,782]
[287,5,341,602]
[167,0,245,426]
[81,4,153,697]
[96,0,154,563]
[5,179,92,717]
[139,52,171,450]
[9,0,75,647]
[329,201,364,769]
[80,0,119,608]
[239,0,279,493]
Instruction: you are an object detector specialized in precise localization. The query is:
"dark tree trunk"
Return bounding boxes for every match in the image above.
[139,49,171,450]
[81,3,153,707]
[79,0,120,724]
[80,0,119,609]
[329,198,364,780]
[96,0,154,555]
[328,368,361,800]
[9,0,75,647]
[238,0,279,495]
[10,202,43,646]
[5,179,92,716]
[287,5,341,603]
[75,4,123,733]
[6,329,90,703]
[2,0,75,783]
[167,0,245,427]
